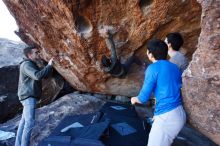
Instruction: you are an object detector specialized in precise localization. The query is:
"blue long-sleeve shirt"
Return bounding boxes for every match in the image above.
[138,60,182,115]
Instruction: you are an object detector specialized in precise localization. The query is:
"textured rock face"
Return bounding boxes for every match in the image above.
[182,0,220,145]
[3,0,201,96]
[0,38,26,68]
[0,66,20,122]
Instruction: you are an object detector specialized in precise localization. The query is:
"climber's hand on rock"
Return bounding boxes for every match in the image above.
[48,57,54,66]
[100,28,112,38]
[102,29,110,38]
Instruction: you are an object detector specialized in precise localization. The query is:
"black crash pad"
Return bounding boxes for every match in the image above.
[39,102,151,146]
[100,102,137,118]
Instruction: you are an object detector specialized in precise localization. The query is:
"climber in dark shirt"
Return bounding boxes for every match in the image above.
[100,30,142,78]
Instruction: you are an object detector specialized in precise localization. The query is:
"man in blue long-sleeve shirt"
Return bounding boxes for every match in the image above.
[131,39,186,146]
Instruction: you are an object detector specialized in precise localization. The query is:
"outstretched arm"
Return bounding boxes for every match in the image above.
[22,63,52,80]
[105,33,117,63]
[101,30,118,65]
[22,58,53,80]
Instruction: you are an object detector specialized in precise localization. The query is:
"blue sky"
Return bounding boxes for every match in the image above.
[0,0,21,41]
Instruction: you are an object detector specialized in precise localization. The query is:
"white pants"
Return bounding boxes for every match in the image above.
[147,105,186,146]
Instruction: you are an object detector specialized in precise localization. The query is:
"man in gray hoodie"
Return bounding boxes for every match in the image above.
[15,46,53,146]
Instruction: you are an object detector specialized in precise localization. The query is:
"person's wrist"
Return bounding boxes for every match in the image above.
[48,58,54,66]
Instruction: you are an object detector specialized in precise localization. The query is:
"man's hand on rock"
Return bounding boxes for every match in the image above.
[48,58,54,66]
[100,29,111,38]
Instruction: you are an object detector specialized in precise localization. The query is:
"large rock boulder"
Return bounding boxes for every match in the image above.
[0,38,25,68]
[3,0,201,96]
[182,0,220,144]
[0,66,20,122]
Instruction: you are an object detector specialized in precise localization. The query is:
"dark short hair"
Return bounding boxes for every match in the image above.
[166,32,183,51]
[101,55,111,67]
[147,39,168,60]
[23,46,36,58]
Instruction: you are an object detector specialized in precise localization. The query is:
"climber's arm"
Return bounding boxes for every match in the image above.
[101,30,118,65]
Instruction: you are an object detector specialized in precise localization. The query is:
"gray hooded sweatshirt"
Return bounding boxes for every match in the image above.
[17,59,52,101]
